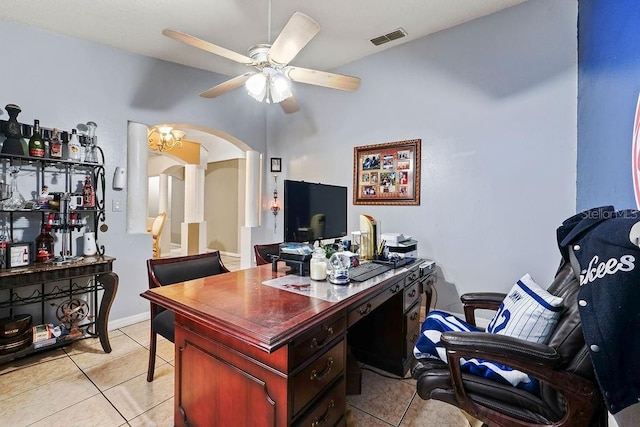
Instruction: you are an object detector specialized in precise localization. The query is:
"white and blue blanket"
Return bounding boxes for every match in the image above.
[414,310,538,393]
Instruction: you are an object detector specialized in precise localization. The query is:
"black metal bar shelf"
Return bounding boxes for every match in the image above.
[0,281,106,309]
[0,323,98,363]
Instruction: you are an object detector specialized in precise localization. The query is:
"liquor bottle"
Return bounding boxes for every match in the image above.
[49,128,63,159]
[35,224,55,263]
[68,129,81,161]
[42,128,50,158]
[28,119,45,157]
[82,176,95,208]
[0,238,6,270]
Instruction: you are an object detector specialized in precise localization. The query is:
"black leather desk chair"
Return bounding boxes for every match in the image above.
[412,263,607,427]
[146,251,229,382]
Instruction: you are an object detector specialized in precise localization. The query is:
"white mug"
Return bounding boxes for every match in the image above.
[69,194,83,210]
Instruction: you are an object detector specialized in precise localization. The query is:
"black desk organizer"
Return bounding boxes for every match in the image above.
[272,255,311,276]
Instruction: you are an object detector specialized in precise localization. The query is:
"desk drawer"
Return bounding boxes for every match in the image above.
[290,314,346,370]
[406,325,420,359]
[348,278,403,326]
[292,339,345,415]
[404,301,421,359]
[404,268,420,287]
[403,281,420,312]
[293,378,346,427]
[405,301,421,334]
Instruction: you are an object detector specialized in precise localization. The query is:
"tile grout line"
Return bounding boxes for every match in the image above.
[64,337,131,426]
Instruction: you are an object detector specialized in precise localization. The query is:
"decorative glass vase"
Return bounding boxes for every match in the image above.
[3,167,25,210]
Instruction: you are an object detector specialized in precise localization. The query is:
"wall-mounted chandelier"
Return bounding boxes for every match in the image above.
[148,126,185,152]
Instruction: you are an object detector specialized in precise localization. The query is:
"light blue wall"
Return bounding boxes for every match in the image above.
[0,20,267,322]
[268,0,577,312]
[577,0,640,211]
[0,0,578,321]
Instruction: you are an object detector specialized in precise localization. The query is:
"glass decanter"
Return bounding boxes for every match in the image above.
[3,167,25,210]
[84,121,99,163]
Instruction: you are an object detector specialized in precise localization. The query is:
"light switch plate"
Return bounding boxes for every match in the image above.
[112,200,121,212]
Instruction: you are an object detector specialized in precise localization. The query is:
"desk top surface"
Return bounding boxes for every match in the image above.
[141,262,418,352]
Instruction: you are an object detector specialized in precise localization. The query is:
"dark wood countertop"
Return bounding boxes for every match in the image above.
[0,256,116,288]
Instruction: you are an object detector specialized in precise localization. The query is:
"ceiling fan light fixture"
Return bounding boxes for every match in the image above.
[269,71,292,103]
[246,72,268,102]
[246,68,291,104]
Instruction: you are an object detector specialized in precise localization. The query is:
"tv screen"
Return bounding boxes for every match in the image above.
[284,180,348,243]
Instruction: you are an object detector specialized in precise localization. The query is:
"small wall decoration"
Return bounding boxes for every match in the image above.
[353,139,421,205]
[270,157,282,173]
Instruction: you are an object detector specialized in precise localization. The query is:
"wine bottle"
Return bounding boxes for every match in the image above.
[28,119,45,157]
[49,128,63,159]
[68,129,81,161]
[82,175,95,208]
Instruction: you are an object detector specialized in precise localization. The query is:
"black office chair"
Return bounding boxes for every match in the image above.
[253,242,282,266]
[412,262,608,427]
[146,251,230,382]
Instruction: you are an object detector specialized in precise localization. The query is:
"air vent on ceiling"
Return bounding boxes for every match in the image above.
[370,28,407,46]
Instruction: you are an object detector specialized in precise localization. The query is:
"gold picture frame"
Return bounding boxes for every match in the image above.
[353,139,421,205]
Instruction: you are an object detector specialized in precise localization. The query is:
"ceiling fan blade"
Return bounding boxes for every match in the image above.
[199,72,255,98]
[280,96,300,114]
[286,66,361,92]
[268,12,320,66]
[163,29,254,65]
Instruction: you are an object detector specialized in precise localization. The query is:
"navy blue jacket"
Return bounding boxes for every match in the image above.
[557,206,640,414]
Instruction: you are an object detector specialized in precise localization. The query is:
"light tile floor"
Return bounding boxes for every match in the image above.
[0,254,473,427]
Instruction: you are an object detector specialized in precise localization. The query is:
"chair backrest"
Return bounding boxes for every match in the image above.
[545,262,590,376]
[147,251,230,289]
[151,212,166,238]
[538,262,596,416]
[254,243,281,265]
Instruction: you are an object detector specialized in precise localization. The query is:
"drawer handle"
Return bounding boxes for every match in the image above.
[179,405,191,427]
[409,273,418,281]
[408,289,416,298]
[310,326,334,349]
[410,312,419,321]
[389,284,401,294]
[358,302,372,316]
[311,399,335,427]
[310,357,334,381]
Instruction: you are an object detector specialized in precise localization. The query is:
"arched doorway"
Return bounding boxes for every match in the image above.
[126,121,262,268]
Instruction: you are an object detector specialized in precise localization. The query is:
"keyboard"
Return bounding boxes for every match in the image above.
[349,262,392,282]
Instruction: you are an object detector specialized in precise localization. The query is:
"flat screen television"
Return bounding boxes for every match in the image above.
[284,180,348,243]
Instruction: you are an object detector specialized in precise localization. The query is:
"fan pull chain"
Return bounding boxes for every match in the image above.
[267,0,272,43]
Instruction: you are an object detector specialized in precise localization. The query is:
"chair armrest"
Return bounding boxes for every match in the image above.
[460,292,506,305]
[440,331,600,427]
[460,293,506,325]
[441,331,561,368]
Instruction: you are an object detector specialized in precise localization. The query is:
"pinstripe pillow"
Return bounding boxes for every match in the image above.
[486,274,564,344]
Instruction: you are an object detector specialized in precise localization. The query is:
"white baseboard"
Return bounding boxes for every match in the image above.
[108,312,149,331]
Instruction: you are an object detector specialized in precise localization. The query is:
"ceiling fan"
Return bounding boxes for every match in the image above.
[162,11,361,114]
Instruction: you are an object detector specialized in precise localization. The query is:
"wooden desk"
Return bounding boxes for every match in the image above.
[141,261,434,427]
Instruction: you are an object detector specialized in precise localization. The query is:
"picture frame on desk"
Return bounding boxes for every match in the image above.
[353,139,421,205]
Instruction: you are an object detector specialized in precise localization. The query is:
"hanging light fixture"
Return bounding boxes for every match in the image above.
[245,64,292,104]
[148,126,185,152]
[244,0,293,105]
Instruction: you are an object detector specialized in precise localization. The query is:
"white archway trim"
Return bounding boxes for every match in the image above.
[127,121,150,234]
